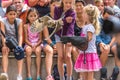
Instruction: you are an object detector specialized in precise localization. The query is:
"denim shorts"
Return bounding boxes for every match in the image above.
[54,34,61,43]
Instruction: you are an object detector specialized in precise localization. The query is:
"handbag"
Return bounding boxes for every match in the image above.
[61,36,88,64]
[61,36,88,51]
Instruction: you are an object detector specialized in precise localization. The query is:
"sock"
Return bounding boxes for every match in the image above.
[60,76,65,80]
[67,76,72,80]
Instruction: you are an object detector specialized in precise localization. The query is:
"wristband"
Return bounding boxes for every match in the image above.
[50,42,54,47]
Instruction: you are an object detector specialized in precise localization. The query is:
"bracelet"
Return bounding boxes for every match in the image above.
[50,43,54,47]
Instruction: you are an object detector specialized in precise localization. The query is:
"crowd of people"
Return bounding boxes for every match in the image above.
[0,0,120,80]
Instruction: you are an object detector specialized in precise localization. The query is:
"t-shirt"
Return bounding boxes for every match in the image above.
[1,18,22,41]
[80,24,97,53]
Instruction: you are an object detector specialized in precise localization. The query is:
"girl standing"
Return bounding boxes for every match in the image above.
[54,0,76,80]
[24,8,42,80]
[74,4,102,80]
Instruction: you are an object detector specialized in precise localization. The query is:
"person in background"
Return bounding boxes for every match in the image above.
[74,4,101,80]
[1,0,12,8]
[72,0,85,79]
[24,8,42,80]
[26,0,50,17]
[54,0,76,80]
[94,0,104,15]
[1,5,23,80]
[42,0,60,79]
[96,6,120,80]
[0,0,12,17]
[12,0,29,23]
[103,0,120,18]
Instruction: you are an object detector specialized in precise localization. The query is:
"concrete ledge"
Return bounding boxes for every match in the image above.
[0,52,119,80]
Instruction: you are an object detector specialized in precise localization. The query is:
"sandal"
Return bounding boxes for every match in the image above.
[46,75,54,80]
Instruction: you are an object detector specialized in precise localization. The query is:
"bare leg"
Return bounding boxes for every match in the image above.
[87,72,94,80]
[56,42,65,80]
[44,45,53,76]
[71,46,79,63]
[65,44,72,79]
[17,59,23,76]
[35,46,41,77]
[111,45,120,66]
[2,46,9,73]
[25,46,32,77]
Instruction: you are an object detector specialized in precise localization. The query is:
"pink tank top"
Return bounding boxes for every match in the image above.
[27,24,40,43]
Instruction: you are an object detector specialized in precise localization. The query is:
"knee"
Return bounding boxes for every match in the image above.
[25,47,32,56]
[58,54,64,61]
[66,54,72,60]
[2,47,9,56]
[25,47,32,53]
[44,46,53,55]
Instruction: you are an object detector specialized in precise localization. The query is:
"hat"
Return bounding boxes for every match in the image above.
[14,46,24,60]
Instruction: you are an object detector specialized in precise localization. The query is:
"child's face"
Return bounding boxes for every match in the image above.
[63,0,74,11]
[95,2,104,13]
[75,2,84,14]
[6,11,17,22]
[28,11,38,24]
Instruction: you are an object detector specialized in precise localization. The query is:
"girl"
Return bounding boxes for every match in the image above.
[74,4,102,80]
[42,0,60,79]
[94,0,104,16]
[54,0,76,80]
[24,8,42,80]
[1,5,23,80]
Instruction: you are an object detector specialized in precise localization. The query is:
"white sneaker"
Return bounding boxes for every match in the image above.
[17,75,22,80]
[0,73,8,80]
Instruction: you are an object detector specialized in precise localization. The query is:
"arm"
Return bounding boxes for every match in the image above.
[87,31,93,42]
[28,0,39,7]
[2,0,12,8]
[96,35,103,46]
[66,11,76,36]
[24,24,32,47]
[18,21,23,47]
[109,36,116,47]
[43,27,53,45]
[1,22,6,47]
[35,32,42,47]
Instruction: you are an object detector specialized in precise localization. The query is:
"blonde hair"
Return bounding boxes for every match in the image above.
[94,0,103,3]
[84,4,101,35]
[60,0,75,9]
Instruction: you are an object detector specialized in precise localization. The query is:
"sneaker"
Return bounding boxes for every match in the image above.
[26,77,33,80]
[0,73,8,80]
[109,66,119,80]
[37,76,41,80]
[17,75,22,80]
[46,75,54,80]
[100,67,107,80]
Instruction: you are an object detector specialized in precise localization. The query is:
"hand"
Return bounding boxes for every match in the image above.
[32,45,36,52]
[53,44,57,51]
[100,43,110,53]
[66,17,73,23]
[66,42,72,46]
